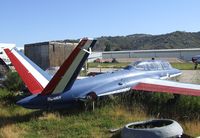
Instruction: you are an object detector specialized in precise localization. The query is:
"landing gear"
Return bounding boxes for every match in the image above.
[194,63,198,70]
[84,92,97,111]
[92,101,95,111]
[84,101,95,111]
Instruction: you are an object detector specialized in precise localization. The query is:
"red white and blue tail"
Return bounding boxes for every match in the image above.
[4,48,51,94]
[4,38,96,95]
[41,38,96,95]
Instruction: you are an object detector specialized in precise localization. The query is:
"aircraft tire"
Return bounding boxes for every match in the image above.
[121,119,183,138]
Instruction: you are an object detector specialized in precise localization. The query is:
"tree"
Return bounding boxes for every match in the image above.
[3,72,25,92]
[104,43,111,51]
[114,48,121,51]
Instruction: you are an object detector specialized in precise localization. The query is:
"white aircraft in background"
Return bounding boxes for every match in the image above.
[0,43,16,65]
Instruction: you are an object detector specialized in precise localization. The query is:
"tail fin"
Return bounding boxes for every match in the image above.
[41,38,97,95]
[4,48,51,94]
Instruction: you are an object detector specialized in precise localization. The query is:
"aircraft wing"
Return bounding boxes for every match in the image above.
[132,78,200,96]
[94,78,200,98]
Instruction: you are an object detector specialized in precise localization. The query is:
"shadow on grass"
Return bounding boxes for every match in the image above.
[0,103,90,128]
[0,110,43,128]
[111,131,121,138]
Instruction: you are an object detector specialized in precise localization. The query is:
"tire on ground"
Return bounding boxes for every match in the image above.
[121,119,183,138]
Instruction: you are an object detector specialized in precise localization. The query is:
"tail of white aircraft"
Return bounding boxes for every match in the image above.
[4,38,96,95]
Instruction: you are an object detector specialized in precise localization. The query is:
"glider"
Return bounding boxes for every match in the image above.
[4,38,200,109]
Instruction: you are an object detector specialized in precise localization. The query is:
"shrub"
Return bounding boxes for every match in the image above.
[111,58,119,63]
[3,71,25,92]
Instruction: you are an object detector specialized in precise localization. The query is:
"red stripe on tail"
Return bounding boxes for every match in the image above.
[4,49,44,94]
[41,39,88,95]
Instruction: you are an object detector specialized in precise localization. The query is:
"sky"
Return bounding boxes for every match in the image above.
[0,0,200,46]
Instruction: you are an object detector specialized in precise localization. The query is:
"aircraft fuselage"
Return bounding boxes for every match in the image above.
[17,66,181,109]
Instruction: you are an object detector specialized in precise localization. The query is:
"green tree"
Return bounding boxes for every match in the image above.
[104,43,111,51]
[3,72,24,92]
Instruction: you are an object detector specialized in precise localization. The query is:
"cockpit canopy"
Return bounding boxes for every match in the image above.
[124,60,173,71]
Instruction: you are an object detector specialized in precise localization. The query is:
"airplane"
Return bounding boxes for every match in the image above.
[4,38,200,110]
[0,57,10,71]
[192,55,200,63]
[192,55,200,69]
[0,43,16,65]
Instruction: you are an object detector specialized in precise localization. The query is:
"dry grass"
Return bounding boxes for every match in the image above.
[0,89,200,137]
[0,109,10,117]
[0,124,24,138]
[0,104,200,137]
[182,120,200,137]
[109,105,200,137]
[110,105,149,121]
[90,129,102,138]
[38,112,61,121]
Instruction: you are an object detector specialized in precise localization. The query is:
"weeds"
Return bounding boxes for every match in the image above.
[0,89,200,137]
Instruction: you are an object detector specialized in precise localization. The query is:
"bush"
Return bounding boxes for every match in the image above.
[3,71,25,92]
[125,91,200,119]
[111,58,119,63]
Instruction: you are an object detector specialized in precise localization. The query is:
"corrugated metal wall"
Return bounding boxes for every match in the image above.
[25,42,77,70]
[25,43,49,70]
[48,42,76,67]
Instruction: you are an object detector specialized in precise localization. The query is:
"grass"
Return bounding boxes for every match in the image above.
[0,89,200,137]
[0,61,200,137]
[182,120,200,136]
[171,62,195,70]
[88,62,197,70]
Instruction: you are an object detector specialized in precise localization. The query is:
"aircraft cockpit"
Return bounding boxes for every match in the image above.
[124,60,172,71]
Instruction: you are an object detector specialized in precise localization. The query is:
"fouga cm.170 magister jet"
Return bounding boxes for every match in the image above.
[4,38,200,109]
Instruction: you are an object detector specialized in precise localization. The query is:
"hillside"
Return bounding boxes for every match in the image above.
[93,31,200,51]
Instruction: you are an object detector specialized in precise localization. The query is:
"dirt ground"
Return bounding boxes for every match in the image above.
[178,70,200,84]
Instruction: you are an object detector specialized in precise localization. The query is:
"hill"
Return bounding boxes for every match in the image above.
[93,31,200,51]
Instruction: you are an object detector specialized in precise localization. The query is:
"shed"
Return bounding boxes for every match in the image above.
[25,41,78,70]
